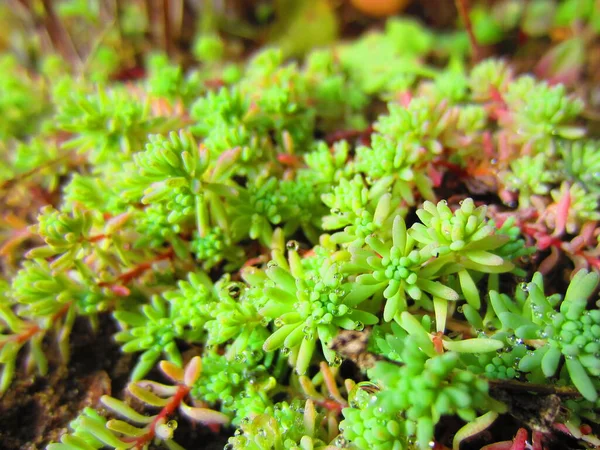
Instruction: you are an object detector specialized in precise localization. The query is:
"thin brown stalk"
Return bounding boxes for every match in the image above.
[454,0,481,63]
[40,0,82,68]
[162,0,173,57]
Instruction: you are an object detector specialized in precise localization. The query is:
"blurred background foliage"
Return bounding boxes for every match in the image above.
[1,0,598,111]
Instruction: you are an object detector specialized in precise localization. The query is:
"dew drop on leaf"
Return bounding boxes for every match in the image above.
[334,435,348,447]
[331,354,343,367]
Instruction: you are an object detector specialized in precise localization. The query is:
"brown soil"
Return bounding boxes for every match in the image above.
[0,315,128,449]
[0,314,230,449]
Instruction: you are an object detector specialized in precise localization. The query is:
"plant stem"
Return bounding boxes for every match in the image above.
[454,0,481,63]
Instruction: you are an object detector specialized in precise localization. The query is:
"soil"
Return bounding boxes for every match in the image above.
[0,315,125,449]
[0,314,230,450]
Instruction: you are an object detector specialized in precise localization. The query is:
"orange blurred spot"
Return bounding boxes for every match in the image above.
[433,332,445,354]
[350,0,411,17]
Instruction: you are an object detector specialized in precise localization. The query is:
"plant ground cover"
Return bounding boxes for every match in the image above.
[1,1,600,449]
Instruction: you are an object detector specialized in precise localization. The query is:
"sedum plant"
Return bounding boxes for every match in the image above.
[341,341,506,449]
[1,5,600,450]
[490,270,600,402]
[250,235,379,375]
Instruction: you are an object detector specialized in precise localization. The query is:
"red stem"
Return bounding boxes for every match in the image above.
[510,428,528,450]
[99,248,174,288]
[433,332,445,355]
[126,384,190,448]
[316,399,343,414]
[577,251,600,270]
[325,126,374,146]
[5,302,71,348]
[531,431,543,450]
[431,160,470,179]
[14,324,40,345]
[88,234,108,243]
[0,228,34,257]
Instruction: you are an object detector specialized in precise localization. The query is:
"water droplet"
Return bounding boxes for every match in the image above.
[440,200,447,205]
[355,321,365,331]
[228,284,242,298]
[457,305,464,314]
[274,318,284,327]
[331,354,343,367]
[167,420,177,429]
[267,261,278,268]
[286,240,299,251]
[281,347,290,356]
[519,282,529,292]
[334,435,348,447]
[234,428,244,436]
